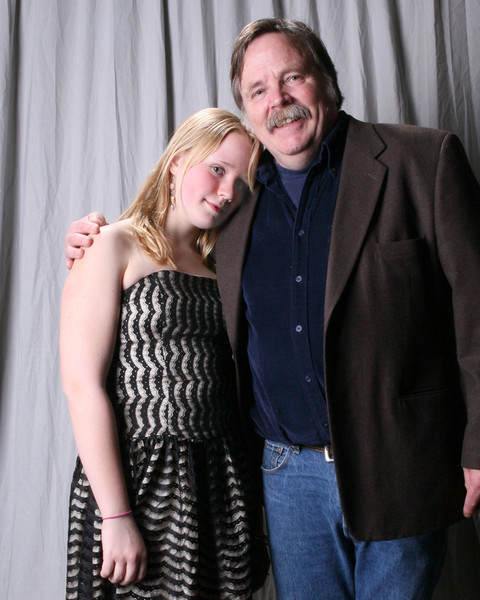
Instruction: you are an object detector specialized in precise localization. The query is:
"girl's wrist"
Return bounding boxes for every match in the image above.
[101,509,133,521]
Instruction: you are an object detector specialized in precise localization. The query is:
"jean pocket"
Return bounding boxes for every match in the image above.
[261,440,292,474]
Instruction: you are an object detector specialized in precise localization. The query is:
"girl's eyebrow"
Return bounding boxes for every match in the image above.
[210,157,234,168]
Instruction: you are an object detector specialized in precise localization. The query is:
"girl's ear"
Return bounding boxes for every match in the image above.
[170,152,185,176]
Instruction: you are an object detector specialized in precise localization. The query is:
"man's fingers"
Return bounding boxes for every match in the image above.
[464,498,475,518]
[68,219,101,237]
[64,215,103,269]
[65,232,94,253]
[87,211,107,227]
[463,488,478,518]
[463,467,480,518]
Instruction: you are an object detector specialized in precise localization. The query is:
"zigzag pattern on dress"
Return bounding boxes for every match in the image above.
[66,271,253,599]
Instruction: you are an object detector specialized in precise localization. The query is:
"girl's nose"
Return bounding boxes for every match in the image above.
[218,179,235,203]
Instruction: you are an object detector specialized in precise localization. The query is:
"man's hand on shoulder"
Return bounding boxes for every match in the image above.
[65,212,107,269]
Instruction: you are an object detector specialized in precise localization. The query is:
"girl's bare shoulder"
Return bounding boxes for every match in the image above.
[68,219,136,281]
[95,219,136,251]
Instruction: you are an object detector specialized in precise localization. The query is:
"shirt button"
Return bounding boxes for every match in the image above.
[298,229,305,236]
[296,325,302,332]
[323,422,328,428]
[295,275,302,283]
[305,375,312,383]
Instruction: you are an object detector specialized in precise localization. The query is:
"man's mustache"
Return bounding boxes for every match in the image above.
[266,105,311,133]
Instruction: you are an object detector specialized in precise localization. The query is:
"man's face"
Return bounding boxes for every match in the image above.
[239,32,339,170]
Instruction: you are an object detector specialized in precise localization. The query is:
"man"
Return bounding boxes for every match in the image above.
[66,18,480,600]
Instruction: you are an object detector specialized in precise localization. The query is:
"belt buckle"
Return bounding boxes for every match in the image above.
[324,445,334,462]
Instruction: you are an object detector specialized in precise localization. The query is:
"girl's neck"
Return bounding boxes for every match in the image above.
[164,208,198,246]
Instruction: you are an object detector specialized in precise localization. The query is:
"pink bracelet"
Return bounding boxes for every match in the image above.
[101,509,133,521]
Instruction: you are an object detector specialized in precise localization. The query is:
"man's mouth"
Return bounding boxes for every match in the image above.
[276,117,298,128]
[267,105,311,133]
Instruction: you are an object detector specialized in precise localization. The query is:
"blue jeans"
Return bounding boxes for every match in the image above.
[262,441,448,600]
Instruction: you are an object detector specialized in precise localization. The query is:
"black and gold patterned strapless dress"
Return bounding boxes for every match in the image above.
[66,271,252,600]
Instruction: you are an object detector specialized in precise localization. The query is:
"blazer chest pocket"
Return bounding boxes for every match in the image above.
[371,236,431,320]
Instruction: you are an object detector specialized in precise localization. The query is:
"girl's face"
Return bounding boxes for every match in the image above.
[170,131,252,231]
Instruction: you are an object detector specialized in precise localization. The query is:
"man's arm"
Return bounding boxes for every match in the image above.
[434,133,480,517]
[65,211,107,269]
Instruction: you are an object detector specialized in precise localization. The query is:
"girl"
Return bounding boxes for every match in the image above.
[60,108,262,599]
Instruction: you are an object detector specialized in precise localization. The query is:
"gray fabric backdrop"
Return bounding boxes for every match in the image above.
[1,1,479,598]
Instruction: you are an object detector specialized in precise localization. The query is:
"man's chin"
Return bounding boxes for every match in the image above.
[270,138,321,169]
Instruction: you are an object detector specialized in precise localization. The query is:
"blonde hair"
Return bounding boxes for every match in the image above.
[120,108,261,268]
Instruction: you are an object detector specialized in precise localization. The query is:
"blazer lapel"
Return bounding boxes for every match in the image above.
[325,119,387,327]
[215,186,260,353]
[217,119,387,350]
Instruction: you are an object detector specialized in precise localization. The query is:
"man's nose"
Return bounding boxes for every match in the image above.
[269,81,291,108]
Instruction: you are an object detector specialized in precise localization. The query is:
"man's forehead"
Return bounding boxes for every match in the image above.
[243,33,299,62]
[240,35,310,80]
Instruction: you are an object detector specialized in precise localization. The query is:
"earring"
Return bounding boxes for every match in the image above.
[169,178,176,209]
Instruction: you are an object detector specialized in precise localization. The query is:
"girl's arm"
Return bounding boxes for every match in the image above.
[60,224,147,586]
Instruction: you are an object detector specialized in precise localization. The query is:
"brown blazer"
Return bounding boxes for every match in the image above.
[215,117,480,541]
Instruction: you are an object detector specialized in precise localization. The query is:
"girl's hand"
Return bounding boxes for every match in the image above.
[100,515,148,586]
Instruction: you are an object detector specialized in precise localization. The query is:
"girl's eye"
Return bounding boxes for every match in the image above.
[212,165,225,176]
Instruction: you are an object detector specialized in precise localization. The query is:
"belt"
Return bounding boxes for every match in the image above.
[302,444,334,462]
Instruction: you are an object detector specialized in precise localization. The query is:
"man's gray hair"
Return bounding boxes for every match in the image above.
[230,18,344,112]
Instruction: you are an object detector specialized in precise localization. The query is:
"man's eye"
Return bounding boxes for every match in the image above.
[286,74,304,84]
[251,89,263,98]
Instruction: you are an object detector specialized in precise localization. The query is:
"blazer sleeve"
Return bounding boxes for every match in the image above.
[434,132,480,467]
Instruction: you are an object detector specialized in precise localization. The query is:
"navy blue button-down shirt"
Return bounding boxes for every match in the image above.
[242,112,349,446]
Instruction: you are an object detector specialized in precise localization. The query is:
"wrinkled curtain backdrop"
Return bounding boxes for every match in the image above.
[1,0,480,598]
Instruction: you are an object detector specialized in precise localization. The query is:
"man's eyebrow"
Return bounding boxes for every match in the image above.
[242,79,264,94]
